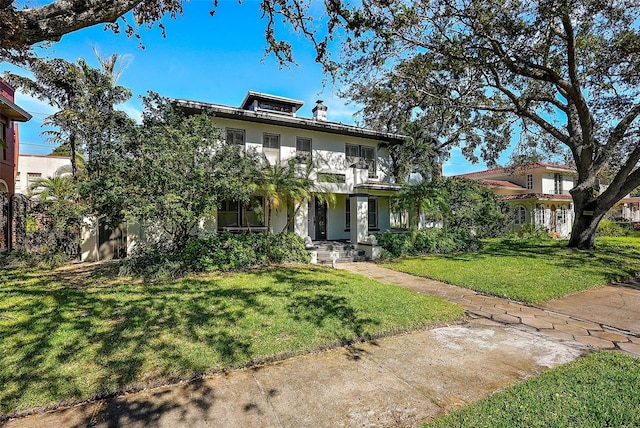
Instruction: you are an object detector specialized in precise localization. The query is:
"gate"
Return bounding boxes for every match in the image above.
[0,192,80,258]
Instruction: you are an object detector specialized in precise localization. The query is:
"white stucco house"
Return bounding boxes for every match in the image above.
[458,163,577,237]
[172,91,405,249]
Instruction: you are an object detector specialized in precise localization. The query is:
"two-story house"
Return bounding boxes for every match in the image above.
[173,91,405,247]
[0,80,31,195]
[458,163,577,237]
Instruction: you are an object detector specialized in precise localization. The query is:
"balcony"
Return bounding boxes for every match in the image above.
[347,156,377,179]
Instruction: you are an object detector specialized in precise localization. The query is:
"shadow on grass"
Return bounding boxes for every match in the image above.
[0,264,379,419]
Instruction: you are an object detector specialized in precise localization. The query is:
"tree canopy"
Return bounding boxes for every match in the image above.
[321,0,640,249]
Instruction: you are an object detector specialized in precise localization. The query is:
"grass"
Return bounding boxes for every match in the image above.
[382,236,640,304]
[0,262,463,417]
[424,351,640,427]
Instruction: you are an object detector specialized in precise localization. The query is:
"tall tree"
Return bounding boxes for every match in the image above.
[122,93,259,250]
[5,54,132,179]
[304,0,640,250]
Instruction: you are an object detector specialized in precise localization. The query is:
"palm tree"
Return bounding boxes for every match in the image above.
[6,52,131,179]
[253,157,335,235]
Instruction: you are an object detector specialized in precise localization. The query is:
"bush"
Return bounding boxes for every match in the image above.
[596,219,627,237]
[508,224,550,240]
[375,227,481,258]
[121,232,311,278]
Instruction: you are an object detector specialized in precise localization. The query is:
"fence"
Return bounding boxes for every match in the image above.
[0,192,80,258]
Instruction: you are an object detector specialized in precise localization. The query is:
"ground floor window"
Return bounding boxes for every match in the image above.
[368,198,378,229]
[535,203,546,225]
[218,196,264,229]
[345,196,379,230]
[514,205,526,225]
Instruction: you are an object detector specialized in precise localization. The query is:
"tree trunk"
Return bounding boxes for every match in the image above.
[567,211,604,249]
[567,187,608,249]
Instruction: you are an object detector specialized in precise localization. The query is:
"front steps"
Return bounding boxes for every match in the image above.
[310,241,366,265]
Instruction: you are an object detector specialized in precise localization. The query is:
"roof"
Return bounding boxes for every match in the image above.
[479,179,526,189]
[502,193,573,201]
[240,91,305,113]
[458,162,576,179]
[0,94,31,122]
[172,98,405,144]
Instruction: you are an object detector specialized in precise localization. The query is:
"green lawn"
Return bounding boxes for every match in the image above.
[424,351,640,427]
[383,236,640,304]
[0,263,462,416]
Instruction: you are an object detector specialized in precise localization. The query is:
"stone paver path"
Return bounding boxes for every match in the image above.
[339,263,640,357]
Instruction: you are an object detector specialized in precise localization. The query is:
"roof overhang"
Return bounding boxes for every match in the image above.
[172,99,405,144]
[0,95,31,122]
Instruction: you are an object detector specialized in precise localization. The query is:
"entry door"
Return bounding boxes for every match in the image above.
[314,198,327,240]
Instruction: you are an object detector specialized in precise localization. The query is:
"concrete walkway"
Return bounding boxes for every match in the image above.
[4,263,640,427]
[340,263,640,356]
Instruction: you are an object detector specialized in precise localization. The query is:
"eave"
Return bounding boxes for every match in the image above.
[172,99,405,145]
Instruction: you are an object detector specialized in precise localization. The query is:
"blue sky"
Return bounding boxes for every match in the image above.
[4,0,500,175]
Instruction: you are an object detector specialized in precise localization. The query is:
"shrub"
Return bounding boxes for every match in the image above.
[509,224,550,240]
[375,227,481,258]
[123,232,311,278]
[596,219,627,237]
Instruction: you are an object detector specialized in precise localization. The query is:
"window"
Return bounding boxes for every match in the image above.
[345,143,359,165]
[526,174,533,190]
[263,133,280,165]
[296,137,312,162]
[559,205,568,224]
[368,198,378,229]
[263,133,280,149]
[554,174,563,194]
[345,197,351,230]
[226,128,245,145]
[27,173,41,188]
[361,146,376,178]
[345,144,377,178]
[535,203,546,225]
[217,197,264,229]
[1,122,5,161]
[218,200,240,228]
[514,206,526,225]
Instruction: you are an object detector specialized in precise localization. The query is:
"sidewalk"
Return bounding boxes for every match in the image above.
[5,263,639,427]
[339,263,640,356]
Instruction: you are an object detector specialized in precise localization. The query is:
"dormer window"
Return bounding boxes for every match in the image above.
[254,101,294,114]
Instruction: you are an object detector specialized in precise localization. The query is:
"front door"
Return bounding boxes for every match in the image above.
[314,198,327,240]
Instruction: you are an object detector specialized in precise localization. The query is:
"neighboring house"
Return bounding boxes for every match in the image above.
[173,91,405,247]
[0,80,31,195]
[458,163,577,237]
[15,154,72,194]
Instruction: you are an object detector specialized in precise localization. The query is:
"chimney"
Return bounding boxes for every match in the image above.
[312,100,327,121]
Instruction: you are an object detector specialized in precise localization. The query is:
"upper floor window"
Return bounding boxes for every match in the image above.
[27,172,42,189]
[1,122,6,161]
[296,137,312,162]
[226,128,245,145]
[345,143,377,178]
[554,174,563,194]
[263,133,280,150]
[526,174,533,190]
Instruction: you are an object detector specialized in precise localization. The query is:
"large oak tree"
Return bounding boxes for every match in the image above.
[316,0,640,249]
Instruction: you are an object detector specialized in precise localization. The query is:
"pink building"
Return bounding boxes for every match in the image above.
[0,80,31,194]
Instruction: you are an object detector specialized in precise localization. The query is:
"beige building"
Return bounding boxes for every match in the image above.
[458,163,577,237]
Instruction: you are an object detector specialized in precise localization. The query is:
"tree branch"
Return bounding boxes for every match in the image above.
[3,0,144,50]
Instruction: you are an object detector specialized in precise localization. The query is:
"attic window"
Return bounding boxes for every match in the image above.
[254,101,293,114]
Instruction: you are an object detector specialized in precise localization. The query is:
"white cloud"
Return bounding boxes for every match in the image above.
[116,101,143,124]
